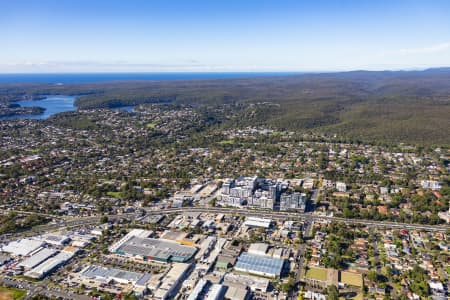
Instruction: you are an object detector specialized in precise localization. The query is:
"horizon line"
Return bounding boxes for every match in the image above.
[0,66,449,75]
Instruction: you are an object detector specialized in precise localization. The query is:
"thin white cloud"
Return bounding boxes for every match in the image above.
[399,42,450,55]
[0,60,209,72]
[0,59,448,73]
[0,60,308,72]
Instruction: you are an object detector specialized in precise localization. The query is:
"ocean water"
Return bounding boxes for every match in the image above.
[0,72,301,84]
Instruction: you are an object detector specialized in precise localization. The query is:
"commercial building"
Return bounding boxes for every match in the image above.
[195,236,216,261]
[272,248,285,259]
[25,250,74,279]
[279,192,306,211]
[172,191,194,208]
[35,234,70,246]
[18,248,57,270]
[125,229,153,239]
[109,229,196,263]
[186,280,226,300]
[235,253,285,278]
[243,217,272,229]
[78,265,151,290]
[218,177,286,210]
[248,243,269,256]
[208,284,226,300]
[111,236,196,263]
[224,283,250,300]
[71,240,89,248]
[80,265,142,284]
[215,255,236,270]
[223,273,270,292]
[69,233,96,248]
[1,239,44,256]
[153,263,192,300]
[139,214,164,224]
[187,278,208,300]
[90,224,113,236]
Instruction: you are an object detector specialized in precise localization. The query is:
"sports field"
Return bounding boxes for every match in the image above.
[341,271,363,287]
[305,267,328,281]
[0,287,26,300]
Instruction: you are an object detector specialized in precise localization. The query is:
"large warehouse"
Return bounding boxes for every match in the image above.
[153,263,192,300]
[25,251,74,279]
[234,253,285,278]
[243,217,272,229]
[109,230,197,263]
[1,239,44,256]
[78,265,151,287]
[18,248,57,270]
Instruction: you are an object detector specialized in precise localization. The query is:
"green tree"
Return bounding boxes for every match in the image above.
[368,270,378,282]
[327,285,339,300]
[100,215,108,223]
[281,277,295,293]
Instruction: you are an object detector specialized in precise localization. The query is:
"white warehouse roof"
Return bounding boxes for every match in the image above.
[35,234,70,246]
[2,239,44,256]
[243,217,272,228]
[25,251,74,279]
[248,243,269,256]
[18,248,57,269]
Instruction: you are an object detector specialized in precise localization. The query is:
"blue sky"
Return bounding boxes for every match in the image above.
[1,0,450,72]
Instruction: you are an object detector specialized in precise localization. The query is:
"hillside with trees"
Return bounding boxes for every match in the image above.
[1,68,450,145]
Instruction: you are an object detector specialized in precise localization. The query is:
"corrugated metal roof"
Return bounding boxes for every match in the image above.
[235,253,284,277]
[19,248,57,269]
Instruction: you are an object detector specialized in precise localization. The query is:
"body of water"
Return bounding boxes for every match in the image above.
[0,95,76,120]
[0,72,301,120]
[0,72,301,84]
[0,95,137,120]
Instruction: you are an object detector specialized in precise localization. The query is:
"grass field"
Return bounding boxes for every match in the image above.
[341,271,363,287]
[218,140,235,145]
[0,287,26,300]
[271,131,286,136]
[146,122,156,128]
[106,191,122,198]
[305,267,328,281]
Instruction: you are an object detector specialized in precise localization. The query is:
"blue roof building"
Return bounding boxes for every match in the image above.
[234,252,285,278]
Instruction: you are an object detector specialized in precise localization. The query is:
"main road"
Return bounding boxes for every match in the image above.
[0,212,137,242]
[144,207,449,232]
[3,206,448,242]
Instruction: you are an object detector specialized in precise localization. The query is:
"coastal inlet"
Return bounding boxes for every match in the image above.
[0,95,76,120]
